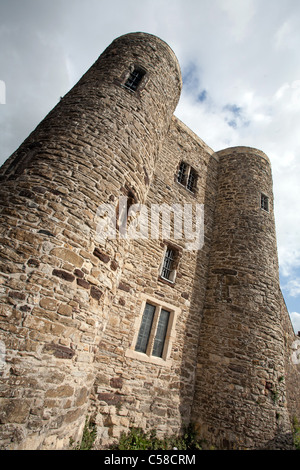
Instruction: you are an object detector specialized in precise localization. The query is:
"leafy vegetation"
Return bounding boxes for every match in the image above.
[110,424,202,450]
[292,417,300,450]
[70,417,97,450]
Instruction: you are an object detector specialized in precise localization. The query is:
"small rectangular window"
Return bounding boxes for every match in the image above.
[161,248,175,281]
[124,67,146,92]
[176,161,197,193]
[261,193,269,212]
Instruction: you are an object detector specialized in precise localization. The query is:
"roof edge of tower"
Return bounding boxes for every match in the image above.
[110,31,182,87]
[215,145,271,165]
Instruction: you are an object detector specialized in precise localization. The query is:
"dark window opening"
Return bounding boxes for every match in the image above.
[176,161,197,193]
[124,67,146,92]
[261,193,269,212]
[161,248,175,281]
[177,161,187,185]
[116,188,137,234]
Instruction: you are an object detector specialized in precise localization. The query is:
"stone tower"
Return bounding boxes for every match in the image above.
[0,33,299,450]
[0,32,182,449]
[191,147,294,449]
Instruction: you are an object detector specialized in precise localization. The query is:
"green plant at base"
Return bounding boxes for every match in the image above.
[70,417,97,450]
[292,417,300,450]
[110,423,202,450]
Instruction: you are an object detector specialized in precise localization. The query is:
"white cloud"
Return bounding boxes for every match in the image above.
[218,0,256,41]
[290,312,300,335]
[283,279,300,298]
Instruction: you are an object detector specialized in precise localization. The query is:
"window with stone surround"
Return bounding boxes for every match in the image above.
[261,193,269,212]
[126,294,179,366]
[176,161,197,193]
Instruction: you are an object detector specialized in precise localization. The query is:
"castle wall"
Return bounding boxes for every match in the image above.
[280,294,300,426]
[88,116,218,446]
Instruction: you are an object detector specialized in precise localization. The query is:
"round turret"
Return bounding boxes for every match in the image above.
[0,32,181,449]
[192,146,293,449]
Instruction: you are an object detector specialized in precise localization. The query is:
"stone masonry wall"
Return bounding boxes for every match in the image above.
[280,294,300,426]
[88,116,218,447]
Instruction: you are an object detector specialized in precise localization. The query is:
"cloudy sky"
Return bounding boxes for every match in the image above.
[1,0,300,333]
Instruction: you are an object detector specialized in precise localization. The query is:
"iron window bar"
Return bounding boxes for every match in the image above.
[261,194,269,212]
[187,168,197,192]
[124,67,146,92]
[177,161,187,185]
[177,161,197,193]
[161,248,175,281]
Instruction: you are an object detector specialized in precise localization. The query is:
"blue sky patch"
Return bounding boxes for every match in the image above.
[224,103,250,129]
[197,90,207,102]
[224,103,242,116]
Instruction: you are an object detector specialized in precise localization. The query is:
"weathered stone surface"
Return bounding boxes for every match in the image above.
[39,297,58,311]
[51,248,84,268]
[0,399,30,424]
[0,32,299,452]
[43,343,75,359]
[118,282,130,292]
[45,385,74,398]
[90,286,102,300]
[76,278,90,289]
[93,248,110,264]
[57,303,73,317]
[52,269,75,283]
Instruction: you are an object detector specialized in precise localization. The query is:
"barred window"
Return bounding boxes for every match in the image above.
[176,161,197,193]
[261,193,269,212]
[161,248,175,281]
[123,66,146,92]
[177,161,187,185]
